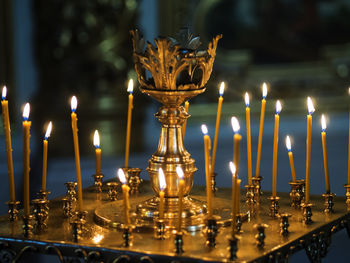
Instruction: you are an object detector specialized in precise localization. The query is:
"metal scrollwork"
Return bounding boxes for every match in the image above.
[45,245,64,263]
[140,256,154,263]
[12,245,37,263]
[112,254,130,263]
[305,232,332,263]
[0,248,15,263]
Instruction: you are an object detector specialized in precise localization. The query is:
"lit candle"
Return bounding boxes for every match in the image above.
[285,135,297,182]
[22,103,31,217]
[118,168,131,225]
[42,121,52,192]
[211,82,225,174]
[158,168,166,219]
[235,177,241,219]
[305,97,315,204]
[321,114,330,193]
[1,86,15,202]
[176,167,185,232]
[202,124,213,218]
[255,83,267,178]
[94,130,102,175]
[272,100,282,197]
[229,162,237,235]
[231,117,242,175]
[70,96,83,211]
[125,79,134,168]
[182,101,190,140]
[245,92,252,185]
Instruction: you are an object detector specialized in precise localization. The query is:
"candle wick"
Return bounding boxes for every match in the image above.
[44,136,48,141]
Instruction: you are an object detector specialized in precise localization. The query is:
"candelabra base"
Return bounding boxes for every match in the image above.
[92,174,104,193]
[322,193,335,213]
[6,201,20,222]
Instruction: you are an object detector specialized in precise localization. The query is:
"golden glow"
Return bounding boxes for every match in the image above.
[2,86,6,99]
[262,82,268,98]
[231,117,240,133]
[127,79,134,93]
[176,166,184,180]
[219,82,225,96]
[307,97,315,114]
[45,122,52,139]
[92,234,104,244]
[159,168,166,191]
[117,168,127,184]
[23,103,30,119]
[71,96,77,111]
[285,135,292,151]
[93,130,100,148]
[245,92,250,107]
[321,114,327,131]
[229,161,236,176]
[201,124,208,135]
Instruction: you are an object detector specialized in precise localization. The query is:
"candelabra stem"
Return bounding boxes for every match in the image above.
[22,215,33,238]
[252,176,263,203]
[6,201,20,222]
[289,180,305,208]
[32,199,49,233]
[245,185,255,204]
[63,182,77,218]
[174,231,184,254]
[154,219,168,240]
[92,174,104,193]
[71,211,87,242]
[122,225,133,247]
[268,196,280,218]
[322,193,335,213]
[254,223,268,248]
[38,190,51,214]
[301,203,313,225]
[228,236,238,261]
[211,172,217,193]
[204,218,218,247]
[279,213,291,236]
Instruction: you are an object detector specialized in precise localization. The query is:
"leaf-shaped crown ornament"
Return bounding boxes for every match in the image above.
[131,29,222,91]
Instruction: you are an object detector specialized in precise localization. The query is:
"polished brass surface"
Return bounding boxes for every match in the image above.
[92,174,104,193]
[0,182,349,262]
[6,200,20,222]
[322,193,335,213]
[289,180,305,208]
[126,168,142,194]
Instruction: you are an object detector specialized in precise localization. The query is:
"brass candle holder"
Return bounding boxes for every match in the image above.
[6,200,20,222]
[63,182,77,218]
[32,198,49,232]
[122,225,134,247]
[236,213,243,234]
[92,174,104,193]
[22,214,33,238]
[204,218,219,247]
[252,176,263,202]
[289,179,305,208]
[344,184,350,209]
[71,211,88,242]
[106,182,119,201]
[174,231,184,254]
[254,223,268,248]
[279,213,291,236]
[126,168,142,194]
[211,172,218,193]
[268,196,280,218]
[228,235,239,260]
[38,190,51,214]
[322,193,335,213]
[154,219,168,240]
[245,185,255,204]
[301,203,313,224]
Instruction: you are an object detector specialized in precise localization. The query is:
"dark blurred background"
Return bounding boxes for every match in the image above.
[1,0,350,261]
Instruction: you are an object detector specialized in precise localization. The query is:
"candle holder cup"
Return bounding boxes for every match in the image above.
[22,214,33,238]
[106,182,119,201]
[174,231,184,254]
[279,213,291,236]
[322,193,335,213]
[204,218,219,247]
[92,174,104,193]
[154,218,168,240]
[301,203,313,225]
[6,201,20,222]
[124,168,142,194]
[344,184,350,209]
[268,196,280,218]
[289,180,305,208]
[32,198,49,232]
[245,185,255,204]
[254,223,268,248]
[71,211,88,242]
[211,172,218,193]
[252,176,263,202]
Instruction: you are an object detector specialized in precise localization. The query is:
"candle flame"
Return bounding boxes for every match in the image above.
[285,135,292,151]
[94,130,100,148]
[127,79,134,93]
[321,114,327,131]
[219,82,225,96]
[2,86,7,100]
[159,168,166,191]
[176,166,184,180]
[244,92,250,107]
[276,100,282,114]
[262,83,267,99]
[71,96,77,112]
[117,168,127,184]
[201,124,208,135]
[231,117,240,133]
[44,121,52,140]
[348,87,350,95]
[307,97,315,115]
[23,103,30,120]
[229,161,236,175]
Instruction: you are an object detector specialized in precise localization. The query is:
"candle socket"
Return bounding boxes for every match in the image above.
[106,182,119,201]
[268,196,280,218]
[228,236,238,261]
[38,190,51,214]
[174,231,184,254]
[204,218,219,247]
[344,184,350,209]
[322,193,335,213]
[279,213,291,236]
[65,182,77,200]
[122,225,134,247]
[245,185,255,204]
[32,199,49,232]
[211,172,218,193]
[154,219,168,240]
[22,215,33,238]
[254,223,268,248]
[92,174,104,193]
[301,203,313,225]
[6,201,20,222]
[71,211,88,242]
[252,176,263,202]
[124,168,142,194]
[289,180,305,208]
[62,182,77,218]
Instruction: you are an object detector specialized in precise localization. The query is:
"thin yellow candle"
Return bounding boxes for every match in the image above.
[158,168,166,219]
[272,100,282,197]
[235,178,241,216]
[42,121,52,192]
[231,117,242,175]
[285,136,297,182]
[1,86,15,202]
[125,79,134,168]
[321,115,330,193]
[348,88,350,185]
[202,124,213,218]
[245,92,252,185]
[118,168,131,225]
[305,97,315,204]
[94,130,102,175]
[176,167,185,232]
[182,101,189,140]
[22,103,31,217]
[70,96,83,211]
[229,162,237,235]
[211,82,225,173]
[255,83,267,178]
